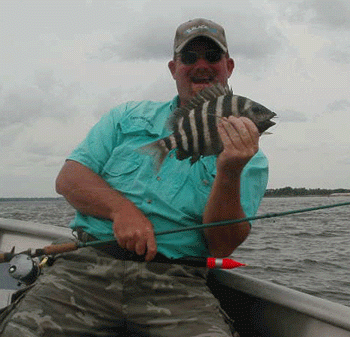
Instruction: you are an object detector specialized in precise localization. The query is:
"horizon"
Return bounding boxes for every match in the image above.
[2,187,350,200]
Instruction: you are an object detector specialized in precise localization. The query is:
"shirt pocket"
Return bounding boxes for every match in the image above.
[177,158,216,220]
[101,147,144,188]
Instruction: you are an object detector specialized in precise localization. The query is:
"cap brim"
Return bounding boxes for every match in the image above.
[175,33,228,54]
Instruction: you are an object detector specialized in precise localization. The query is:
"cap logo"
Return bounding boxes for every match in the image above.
[185,25,217,35]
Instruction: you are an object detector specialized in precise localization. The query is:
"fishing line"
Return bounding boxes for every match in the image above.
[156,201,350,236]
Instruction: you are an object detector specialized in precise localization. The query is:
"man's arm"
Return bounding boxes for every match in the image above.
[55,160,157,261]
[203,116,259,257]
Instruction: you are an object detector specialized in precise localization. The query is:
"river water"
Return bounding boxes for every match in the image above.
[1,196,349,307]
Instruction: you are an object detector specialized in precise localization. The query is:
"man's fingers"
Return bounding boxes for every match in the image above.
[145,237,158,261]
[114,226,157,261]
[239,117,259,144]
[135,237,147,256]
[218,117,259,151]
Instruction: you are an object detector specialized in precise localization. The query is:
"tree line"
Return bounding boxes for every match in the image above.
[265,187,350,197]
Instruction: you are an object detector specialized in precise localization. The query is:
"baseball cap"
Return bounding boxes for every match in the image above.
[174,18,228,54]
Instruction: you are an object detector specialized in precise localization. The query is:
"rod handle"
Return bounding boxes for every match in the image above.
[42,242,78,255]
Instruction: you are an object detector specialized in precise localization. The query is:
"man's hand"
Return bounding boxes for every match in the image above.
[111,204,157,261]
[217,116,259,180]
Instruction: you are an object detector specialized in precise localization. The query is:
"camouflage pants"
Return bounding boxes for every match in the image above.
[0,247,236,336]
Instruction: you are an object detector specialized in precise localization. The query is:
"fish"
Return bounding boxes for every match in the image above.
[140,83,276,168]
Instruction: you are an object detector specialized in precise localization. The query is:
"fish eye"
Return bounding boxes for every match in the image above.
[252,106,261,114]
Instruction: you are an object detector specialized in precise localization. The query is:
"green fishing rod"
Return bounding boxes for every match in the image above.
[157,200,350,236]
[1,201,349,271]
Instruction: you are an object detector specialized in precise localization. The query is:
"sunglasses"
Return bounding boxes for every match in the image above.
[180,49,224,65]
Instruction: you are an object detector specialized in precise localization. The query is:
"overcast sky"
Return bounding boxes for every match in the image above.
[1,0,349,197]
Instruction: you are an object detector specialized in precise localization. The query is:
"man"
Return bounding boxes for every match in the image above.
[0,18,268,336]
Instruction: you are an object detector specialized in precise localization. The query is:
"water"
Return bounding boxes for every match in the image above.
[235,196,350,307]
[1,196,350,307]
[0,198,75,227]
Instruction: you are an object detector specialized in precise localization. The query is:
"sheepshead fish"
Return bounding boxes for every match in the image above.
[141,83,276,167]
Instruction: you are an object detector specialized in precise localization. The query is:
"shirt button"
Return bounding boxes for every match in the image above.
[203,179,209,186]
[147,199,152,204]
[156,176,161,181]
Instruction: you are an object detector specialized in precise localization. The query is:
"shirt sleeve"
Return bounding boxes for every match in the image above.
[240,149,269,224]
[67,104,127,174]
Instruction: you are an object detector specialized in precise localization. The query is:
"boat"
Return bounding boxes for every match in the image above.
[1,217,350,336]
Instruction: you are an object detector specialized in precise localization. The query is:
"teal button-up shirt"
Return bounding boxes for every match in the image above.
[67,97,269,258]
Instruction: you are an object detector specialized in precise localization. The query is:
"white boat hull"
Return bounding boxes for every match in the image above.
[1,217,350,336]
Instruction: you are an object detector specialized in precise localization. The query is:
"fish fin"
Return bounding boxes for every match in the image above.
[167,83,232,130]
[138,140,169,171]
[195,83,232,101]
[175,149,201,164]
[175,148,188,161]
[190,153,201,164]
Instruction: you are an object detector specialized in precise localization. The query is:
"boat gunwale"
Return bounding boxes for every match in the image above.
[0,217,73,242]
[213,268,350,331]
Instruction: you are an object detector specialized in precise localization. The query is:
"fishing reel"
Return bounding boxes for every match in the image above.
[7,252,51,285]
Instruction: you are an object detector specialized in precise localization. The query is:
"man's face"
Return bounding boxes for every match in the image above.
[168,37,234,107]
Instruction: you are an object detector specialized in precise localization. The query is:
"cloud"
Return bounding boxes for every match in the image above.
[90,1,285,64]
[0,0,135,41]
[0,70,81,129]
[93,89,122,119]
[303,0,350,30]
[92,72,176,119]
[97,18,174,61]
[0,124,24,147]
[327,99,350,112]
[280,0,350,30]
[328,48,350,64]
[0,86,43,127]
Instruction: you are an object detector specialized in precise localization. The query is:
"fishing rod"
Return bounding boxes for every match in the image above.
[157,200,350,236]
[2,200,349,264]
[2,200,349,284]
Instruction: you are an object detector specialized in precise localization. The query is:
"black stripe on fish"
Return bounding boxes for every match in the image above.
[194,103,205,155]
[207,98,221,154]
[163,137,173,151]
[222,93,233,118]
[237,96,246,116]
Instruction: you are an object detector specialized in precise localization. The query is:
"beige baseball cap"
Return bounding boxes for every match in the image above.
[174,18,228,54]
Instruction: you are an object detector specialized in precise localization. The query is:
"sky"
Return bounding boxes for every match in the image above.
[0,0,349,197]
